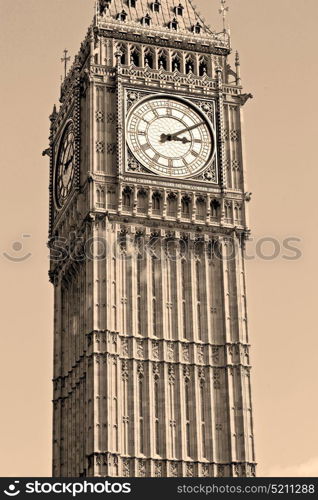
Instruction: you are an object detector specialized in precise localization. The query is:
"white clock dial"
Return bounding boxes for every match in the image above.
[126,96,215,178]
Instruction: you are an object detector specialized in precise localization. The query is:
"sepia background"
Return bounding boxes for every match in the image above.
[0,0,317,477]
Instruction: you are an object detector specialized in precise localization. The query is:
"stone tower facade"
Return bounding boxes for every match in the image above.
[48,0,256,478]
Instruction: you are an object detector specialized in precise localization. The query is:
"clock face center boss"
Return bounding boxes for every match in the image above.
[126,95,215,178]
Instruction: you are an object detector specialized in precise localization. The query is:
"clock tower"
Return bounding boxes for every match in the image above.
[48,0,256,477]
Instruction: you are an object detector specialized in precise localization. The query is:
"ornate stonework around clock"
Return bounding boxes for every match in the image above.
[48,0,256,478]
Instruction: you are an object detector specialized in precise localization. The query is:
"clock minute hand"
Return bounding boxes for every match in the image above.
[171,121,205,139]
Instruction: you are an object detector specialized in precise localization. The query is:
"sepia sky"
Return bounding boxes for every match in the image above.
[0,0,317,477]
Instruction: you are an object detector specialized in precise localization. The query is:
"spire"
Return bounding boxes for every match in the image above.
[219,0,229,32]
[96,0,215,36]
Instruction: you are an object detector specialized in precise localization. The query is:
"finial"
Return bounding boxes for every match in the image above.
[235,51,241,86]
[61,49,70,78]
[219,0,229,32]
[49,104,57,124]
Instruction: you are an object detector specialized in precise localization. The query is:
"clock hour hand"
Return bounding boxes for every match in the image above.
[160,134,191,144]
[171,136,191,144]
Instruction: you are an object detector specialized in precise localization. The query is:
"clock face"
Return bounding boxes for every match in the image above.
[54,122,75,209]
[126,96,215,178]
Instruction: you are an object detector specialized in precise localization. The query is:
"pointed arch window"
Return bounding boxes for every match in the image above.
[144,48,154,68]
[167,192,177,216]
[232,161,241,189]
[211,199,220,219]
[117,10,127,21]
[199,56,208,76]
[122,187,132,209]
[137,189,148,213]
[181,195,191,218]
[130,46,140,67]
[117,43,128,65]
[192,22,202,34]
[127,0,137,7]
[172,53,181,71]
[168,18,179,30]
[234,203,242,223]
[107,186,116,209]
[99,0,111,15]
[224,201,232,221]
[174,3,184,16]
[96,186,105,208]
[151,1,161,13]
[158,49,168,70]
[152,191,162,214]
[96,187,101,206]
[224,202,232,222]
[196,197,206,220]
[141,14,151,26]
[185,55,195,74]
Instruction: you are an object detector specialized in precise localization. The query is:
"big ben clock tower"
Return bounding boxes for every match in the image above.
[48,0,256,478]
